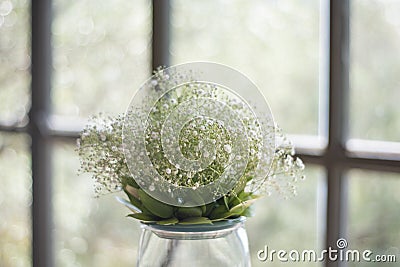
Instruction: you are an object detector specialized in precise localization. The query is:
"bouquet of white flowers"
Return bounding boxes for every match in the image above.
[77,63,305,225]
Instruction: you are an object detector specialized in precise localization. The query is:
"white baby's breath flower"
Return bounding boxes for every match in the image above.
[78,69,305,202]
[224,144,232,154]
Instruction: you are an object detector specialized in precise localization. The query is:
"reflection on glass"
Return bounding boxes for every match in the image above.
[52,0,151,118]
[53,143,141,267]
[350,0,400,142]
[246,166,323,267]
[348,169,400,267]
[0,133,31,267]
[171,0,320,135]
[0,0,30,125]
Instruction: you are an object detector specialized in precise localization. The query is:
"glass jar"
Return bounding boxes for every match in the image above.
[137,217,250,267]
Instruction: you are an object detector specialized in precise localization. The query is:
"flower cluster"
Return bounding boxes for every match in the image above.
[77,114,136,195]
[263,128,306,198]
[77,66,305,225]
[77,117,305,225]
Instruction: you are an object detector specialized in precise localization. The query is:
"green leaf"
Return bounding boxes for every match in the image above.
[125,185,140,199]
[209,204,229,220]
[123,188,142,210]
[229,192,262,208]
[178,217,213,225]
[200,205,206,215]
[175,207,203,219]
[241,206,255,217]
[229,204,246,215]
[127,213,158,223]
[140,204,158,216]
[228,195,241,208]
[238,190,250,200]
[223,195,230,210]
[248,194,263,201]
[115,197,141,213]
[123,176,140,189]
[217,197,226,205]
[204,202,217,217]
[210,213,231,222]
[156,217,179,225]
[229,198,258,215]
[138,189,174,219]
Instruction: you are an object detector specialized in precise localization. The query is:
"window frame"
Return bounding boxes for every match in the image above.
[0,0,399,267]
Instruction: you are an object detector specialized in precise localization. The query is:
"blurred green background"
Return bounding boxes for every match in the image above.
[1,0,399,266]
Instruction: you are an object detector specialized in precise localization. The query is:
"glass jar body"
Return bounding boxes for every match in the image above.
[137,217,251,267]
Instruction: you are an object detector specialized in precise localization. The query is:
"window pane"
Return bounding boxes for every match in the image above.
[350,0,400,142]
[348,169,400,267]
[171,0,320,135]
[53,143,141,267]
[0,0,30,125]
[0,133,31,267]
[52,0,151,118]
[247,166,324,266]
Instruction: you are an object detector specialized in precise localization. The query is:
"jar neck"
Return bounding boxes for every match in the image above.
[141,216,246,240]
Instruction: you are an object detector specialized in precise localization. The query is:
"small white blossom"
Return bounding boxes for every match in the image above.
[223,144,232,154]
[149,184,155,191]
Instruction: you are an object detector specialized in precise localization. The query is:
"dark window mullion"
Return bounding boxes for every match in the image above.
[30,1,53,267]
[152,0,170,69]
[326,1,350,267]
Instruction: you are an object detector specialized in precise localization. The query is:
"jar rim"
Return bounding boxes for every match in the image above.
[141,216,246,240]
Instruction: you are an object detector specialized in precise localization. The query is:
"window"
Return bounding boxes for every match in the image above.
[1,1,399,267]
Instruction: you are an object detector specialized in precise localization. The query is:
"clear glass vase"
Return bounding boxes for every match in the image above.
[137,217,251,267]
